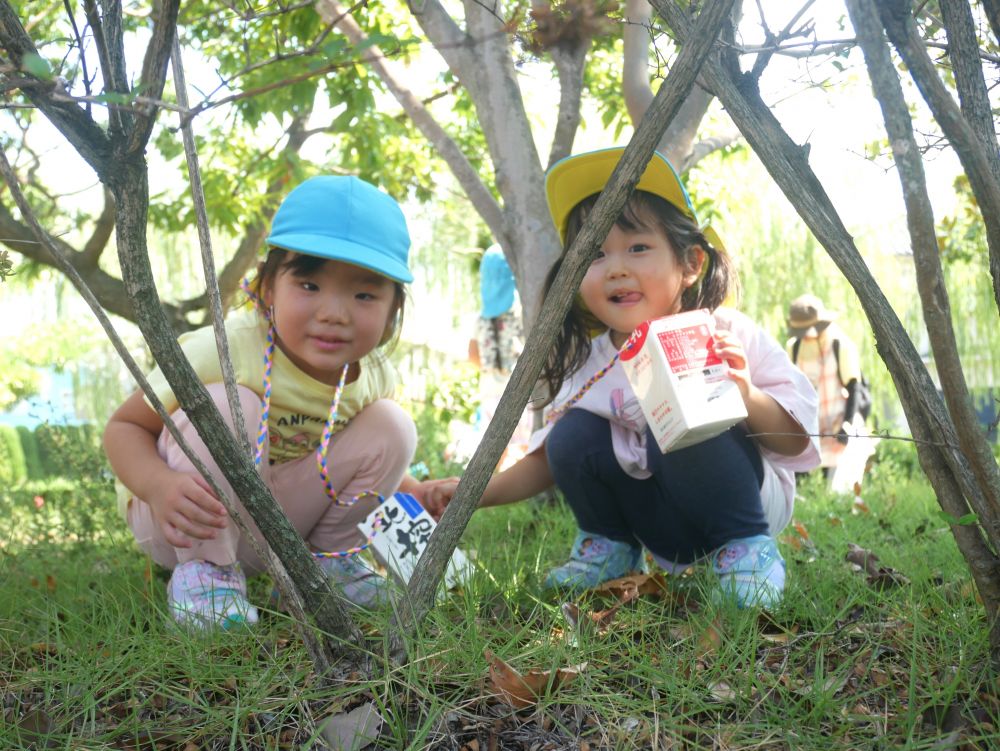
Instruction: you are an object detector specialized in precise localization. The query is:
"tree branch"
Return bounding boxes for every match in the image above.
[127,0,179,154]
[406,0,478,93]
[0,2,112,174]
[938,0,1000,185]
[319,0,507,251]
[877,0,1000,325]
[623,0,724,168]
[848,0,1000,570]
[79,187,114,269]
[983,0,1000,45]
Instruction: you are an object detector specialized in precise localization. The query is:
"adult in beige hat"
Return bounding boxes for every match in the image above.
[787,293,837,337]
[786,294,873,490]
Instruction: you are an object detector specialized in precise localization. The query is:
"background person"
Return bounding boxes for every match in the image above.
[786,293,874,492]
[456,244,531,471]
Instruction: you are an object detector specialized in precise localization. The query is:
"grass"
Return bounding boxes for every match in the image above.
[1,447,998,750]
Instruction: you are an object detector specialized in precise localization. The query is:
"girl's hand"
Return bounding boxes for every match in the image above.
[713,329,752,403]
[409,477,460,521]
[146,470,229,548]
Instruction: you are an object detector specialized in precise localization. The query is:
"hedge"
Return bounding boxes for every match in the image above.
[0,424,27,485]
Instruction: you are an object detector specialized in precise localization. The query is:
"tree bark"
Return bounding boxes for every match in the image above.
[877,0,1000,317]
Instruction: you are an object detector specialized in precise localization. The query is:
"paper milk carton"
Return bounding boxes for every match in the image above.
[618,309,747,453]
[358,492,472,589]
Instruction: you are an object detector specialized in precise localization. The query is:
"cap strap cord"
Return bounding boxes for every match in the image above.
[544,352,620,425]
[240,276,384,559]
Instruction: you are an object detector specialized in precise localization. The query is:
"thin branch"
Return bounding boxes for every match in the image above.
[320,0,506,246]
[127,0,180,154]
[61,0,92,116]
[749,0,817,81]
[169,37,335,669]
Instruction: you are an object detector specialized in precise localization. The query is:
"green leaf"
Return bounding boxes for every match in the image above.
[935,510,979,526]
[94,92,134,105]
[21,53,53,80]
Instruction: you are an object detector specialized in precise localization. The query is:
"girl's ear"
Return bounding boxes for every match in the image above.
[682,245,707,288]
[260,277,274,308]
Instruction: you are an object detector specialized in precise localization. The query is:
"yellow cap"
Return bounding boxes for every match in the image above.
[544,146,724,253]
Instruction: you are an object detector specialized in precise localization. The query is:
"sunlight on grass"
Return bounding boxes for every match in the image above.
[2,446,998,749]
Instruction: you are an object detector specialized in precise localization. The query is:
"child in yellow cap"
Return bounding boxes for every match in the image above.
[426,148,820,608]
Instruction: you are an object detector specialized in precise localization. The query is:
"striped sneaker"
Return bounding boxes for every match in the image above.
[167,560,259,630]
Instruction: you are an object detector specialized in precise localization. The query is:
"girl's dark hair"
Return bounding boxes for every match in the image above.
[539,190,737,404]
[250,248,406,351]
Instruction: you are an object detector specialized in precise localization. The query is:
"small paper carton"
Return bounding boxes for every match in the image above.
[618,309,747,453]
[358,492,472,589]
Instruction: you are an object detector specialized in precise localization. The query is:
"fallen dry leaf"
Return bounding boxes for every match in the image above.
[320,701,383,751]
[483,648,587,709]
[792,519,813,544]
[592,572,670,601]
[845,543,910,589]
[697,617,724,658]
[561,601,625,630]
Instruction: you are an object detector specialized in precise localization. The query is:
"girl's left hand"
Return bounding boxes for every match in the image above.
[713,329,752,402]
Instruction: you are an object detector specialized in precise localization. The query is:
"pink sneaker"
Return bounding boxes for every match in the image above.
[167,560,259,630]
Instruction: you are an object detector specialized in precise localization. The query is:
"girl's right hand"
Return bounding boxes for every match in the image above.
[147,470,229,548]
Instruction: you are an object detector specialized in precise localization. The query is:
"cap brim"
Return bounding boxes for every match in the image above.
[267,233,413,283]
[545,147,698,244]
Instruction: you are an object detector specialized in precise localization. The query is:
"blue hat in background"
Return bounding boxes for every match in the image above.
[267,175,413,283]
[480,244,516,318]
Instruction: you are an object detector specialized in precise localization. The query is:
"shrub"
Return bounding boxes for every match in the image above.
[0,424,27,485]
[16,425,43,480]
[33,422,109,483]
[408,364,479,480]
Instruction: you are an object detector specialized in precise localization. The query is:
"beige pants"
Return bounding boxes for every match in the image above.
[128,384,417,575]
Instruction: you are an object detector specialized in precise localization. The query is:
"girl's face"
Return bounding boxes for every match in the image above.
[262,256,398,385]
[580,220,704,349]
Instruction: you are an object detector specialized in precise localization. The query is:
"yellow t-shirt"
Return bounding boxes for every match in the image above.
[117,310,398,517]
[144,309,397,463]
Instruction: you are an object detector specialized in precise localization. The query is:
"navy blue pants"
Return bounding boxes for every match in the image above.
[546,409,768,564]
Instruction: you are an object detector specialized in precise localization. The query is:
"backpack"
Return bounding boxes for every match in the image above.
[792,337,872,422]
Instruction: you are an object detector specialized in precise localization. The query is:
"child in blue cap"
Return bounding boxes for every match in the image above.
[474,244,521,373]
[105,176,433,630]
[464,244,529,469]
[426,148,821,609]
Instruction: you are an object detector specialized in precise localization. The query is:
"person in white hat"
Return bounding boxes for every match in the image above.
[786,293,872,489]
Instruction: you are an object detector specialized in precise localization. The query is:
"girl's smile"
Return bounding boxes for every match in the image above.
[263,257,397,385]
[580,223,703,348]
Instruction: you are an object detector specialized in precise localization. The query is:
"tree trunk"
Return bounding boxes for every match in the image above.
[653,0,1000,652]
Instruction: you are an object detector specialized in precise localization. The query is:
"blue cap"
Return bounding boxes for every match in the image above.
[480,244,516,318]
[267,176,413,283]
